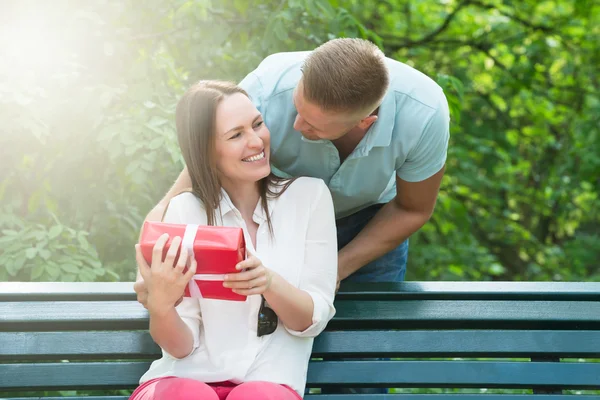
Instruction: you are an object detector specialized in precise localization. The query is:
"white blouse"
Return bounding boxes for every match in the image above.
[139,177,338,396]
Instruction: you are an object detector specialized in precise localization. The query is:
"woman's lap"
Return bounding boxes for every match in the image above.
[130,377,301,400]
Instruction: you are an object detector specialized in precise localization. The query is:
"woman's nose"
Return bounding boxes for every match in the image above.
[247,131,263,148]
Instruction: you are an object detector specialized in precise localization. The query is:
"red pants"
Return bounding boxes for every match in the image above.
[129,377,302,400]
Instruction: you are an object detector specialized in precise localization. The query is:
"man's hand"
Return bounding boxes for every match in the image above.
[133,278,150,308]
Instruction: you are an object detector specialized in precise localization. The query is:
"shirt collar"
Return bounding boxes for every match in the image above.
[218,187,276,225]
[363,90,396,150]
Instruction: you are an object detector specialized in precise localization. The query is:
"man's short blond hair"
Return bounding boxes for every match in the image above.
[301,38,389,116]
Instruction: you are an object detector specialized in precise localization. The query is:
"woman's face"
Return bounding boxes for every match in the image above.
[214,93,271,186]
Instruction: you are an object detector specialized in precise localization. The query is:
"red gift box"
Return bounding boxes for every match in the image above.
[139,221,246,301]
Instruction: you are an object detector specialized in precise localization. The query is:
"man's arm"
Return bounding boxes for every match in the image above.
[337,166,445,281]
[143,166,192,224]
[136,166,192,283]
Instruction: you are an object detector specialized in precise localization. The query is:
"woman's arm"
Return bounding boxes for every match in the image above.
[148,304,197,359]
[223,181,337,335]
[275,181,337,336]
[137,236,201,359]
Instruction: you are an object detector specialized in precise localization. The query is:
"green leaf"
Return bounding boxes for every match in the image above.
[77,235,91,251]
[39,249,52,260]
[13,257,26,272]
[148,137,163,150]
[31,264,45,280]
[5,261,17,277]
[78,269,97,282]
[61,264,80,274]
[49,225,63,239]
[489,263,507,276]
[46,263,62,280]
[25,248,37,259]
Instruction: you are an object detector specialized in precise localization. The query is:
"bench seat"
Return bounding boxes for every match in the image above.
[1,281,599,398]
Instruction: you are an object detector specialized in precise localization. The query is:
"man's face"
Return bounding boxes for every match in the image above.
[292,83,358,141]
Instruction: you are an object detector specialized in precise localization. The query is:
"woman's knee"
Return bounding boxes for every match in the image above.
[131,377,218,400]
[226,381,299,400]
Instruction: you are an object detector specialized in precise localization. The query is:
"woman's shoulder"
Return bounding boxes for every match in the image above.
[277,177,331,209]
[285,176,328,196]
[170,191,205,209]
[163,191,208,224]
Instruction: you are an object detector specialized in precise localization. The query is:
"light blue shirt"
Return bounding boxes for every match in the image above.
[239,51,450,219]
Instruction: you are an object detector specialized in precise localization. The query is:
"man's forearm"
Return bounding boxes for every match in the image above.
[338,201,430,280]
[139,167,192,237]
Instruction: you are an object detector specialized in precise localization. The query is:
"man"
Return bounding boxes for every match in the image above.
[138,37,449,288]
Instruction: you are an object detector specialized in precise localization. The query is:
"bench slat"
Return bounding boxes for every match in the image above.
[308,361,600,389]
[338,282,600,301]
[1,361,599,390]
[3,330,600,360]
[2,300,599,332]
[5,396,600,400]
[312,330,600,358]
[3,393,598,400]
[2,281,598,301]
[0,331,159,360]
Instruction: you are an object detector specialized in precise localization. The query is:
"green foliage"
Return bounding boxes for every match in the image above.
[1,0,598,282]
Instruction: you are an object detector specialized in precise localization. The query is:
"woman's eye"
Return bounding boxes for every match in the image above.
[253,121,263,129]
[230,132,242,139]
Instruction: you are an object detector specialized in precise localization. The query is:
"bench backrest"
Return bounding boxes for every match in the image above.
[1,281,600,399]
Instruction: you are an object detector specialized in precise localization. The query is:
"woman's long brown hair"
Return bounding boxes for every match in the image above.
[175,80,294,233]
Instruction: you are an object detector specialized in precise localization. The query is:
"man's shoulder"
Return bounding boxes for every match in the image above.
[247,51,309,95]
[385,57,445,110]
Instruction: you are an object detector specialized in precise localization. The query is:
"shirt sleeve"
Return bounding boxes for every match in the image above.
[285,180,337,338]
[160,195,202,359]
[239,72,265,114]
[397,96,450,182]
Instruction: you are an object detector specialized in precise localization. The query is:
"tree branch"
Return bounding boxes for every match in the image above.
[384,0,471,48]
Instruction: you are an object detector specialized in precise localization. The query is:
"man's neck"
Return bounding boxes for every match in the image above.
[332,125,369,162]
[332,106,379,149]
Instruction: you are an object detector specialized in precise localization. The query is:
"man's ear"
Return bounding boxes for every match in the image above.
[358,115,378,130]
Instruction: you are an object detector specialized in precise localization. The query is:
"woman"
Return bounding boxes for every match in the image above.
[131,81,337,400]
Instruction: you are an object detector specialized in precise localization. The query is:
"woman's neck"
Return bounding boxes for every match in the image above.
[221,180,261,221]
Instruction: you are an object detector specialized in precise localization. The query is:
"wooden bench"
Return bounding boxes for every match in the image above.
[1,281,599,399]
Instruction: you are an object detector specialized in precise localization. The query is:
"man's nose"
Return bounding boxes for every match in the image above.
[293,114,306,131]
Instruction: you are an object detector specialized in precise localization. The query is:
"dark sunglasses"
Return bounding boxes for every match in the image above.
[257,296,278,337]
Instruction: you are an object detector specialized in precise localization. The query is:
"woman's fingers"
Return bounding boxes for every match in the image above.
[235,255,261,271]
[183,258,197,283]
[225,265,263,284]
[174,247,188,273]
[228,274,267,290]
[163,236,182,268]
[151,233,170,268]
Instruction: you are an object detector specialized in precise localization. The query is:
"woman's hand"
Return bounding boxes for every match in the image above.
[136,234,196,316]
[223,255,274,296]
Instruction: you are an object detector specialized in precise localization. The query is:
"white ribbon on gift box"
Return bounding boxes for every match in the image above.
[182,224,227,298]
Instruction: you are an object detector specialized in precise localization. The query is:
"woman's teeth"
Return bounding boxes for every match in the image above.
[242,151,265,162]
